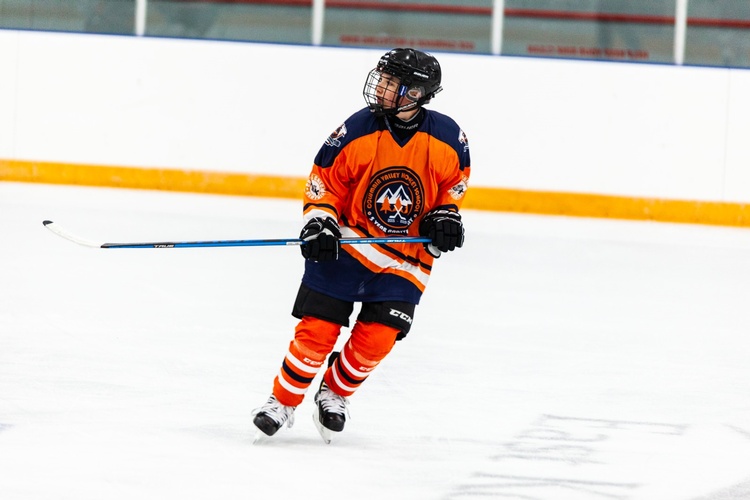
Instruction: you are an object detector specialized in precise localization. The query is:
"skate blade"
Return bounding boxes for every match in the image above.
[252,427,269,445]
[312,411,335,444]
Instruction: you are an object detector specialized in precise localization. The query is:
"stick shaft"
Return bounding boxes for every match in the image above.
[42,220,430,249]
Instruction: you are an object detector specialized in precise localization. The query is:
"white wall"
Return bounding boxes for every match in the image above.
[2,29,749,203]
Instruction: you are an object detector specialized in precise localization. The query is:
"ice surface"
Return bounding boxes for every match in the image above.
[2,181,750,500]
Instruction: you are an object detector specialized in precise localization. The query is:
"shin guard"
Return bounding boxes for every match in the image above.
[324,321,399,397]
[273,317,341,407]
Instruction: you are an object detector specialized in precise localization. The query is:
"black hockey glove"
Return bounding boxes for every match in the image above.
[300,216,341,261]
[419,209,464,258]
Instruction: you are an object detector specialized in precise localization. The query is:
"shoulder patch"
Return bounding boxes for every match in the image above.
[314,108,378,168]
[325,123,348,148]
[449,175,469,200]
[459,129,469,152]
[305,174,326,200]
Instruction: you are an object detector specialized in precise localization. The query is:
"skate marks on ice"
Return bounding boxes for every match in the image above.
[443,414,681,499]
[687,425,750,500]
[443,414,750,500]
[726,424,750,441]
[690,478,750,500]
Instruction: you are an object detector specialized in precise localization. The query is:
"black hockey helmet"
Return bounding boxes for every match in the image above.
[363,48,443,115]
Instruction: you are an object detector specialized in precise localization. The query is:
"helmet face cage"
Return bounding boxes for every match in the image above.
[363,48,443,116]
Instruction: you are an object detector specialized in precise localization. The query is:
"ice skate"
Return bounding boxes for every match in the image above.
[252,394,295,442]
[313,382,349,444]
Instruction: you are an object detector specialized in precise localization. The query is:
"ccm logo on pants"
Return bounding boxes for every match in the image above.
[389,308,413,325]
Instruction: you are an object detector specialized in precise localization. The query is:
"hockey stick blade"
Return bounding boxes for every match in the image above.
[43,220,104,248]
[42,220,431,249]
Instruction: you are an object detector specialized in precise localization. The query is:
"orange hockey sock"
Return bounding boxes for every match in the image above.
[324,321,399,397]
[273,317,341,407]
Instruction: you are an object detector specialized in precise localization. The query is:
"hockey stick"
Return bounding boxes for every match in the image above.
[42,220,431,249]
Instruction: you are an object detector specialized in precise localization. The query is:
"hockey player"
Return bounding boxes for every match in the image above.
[252,47,471,442]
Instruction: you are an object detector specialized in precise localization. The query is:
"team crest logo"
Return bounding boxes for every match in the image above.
[305,174,326,200]
[325,123,347,147]
[363,167,424,234]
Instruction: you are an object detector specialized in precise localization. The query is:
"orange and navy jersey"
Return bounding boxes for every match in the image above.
[301,107,470,305]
